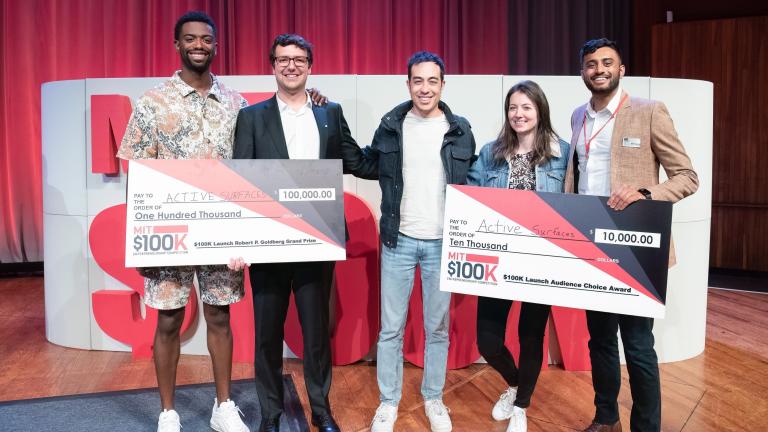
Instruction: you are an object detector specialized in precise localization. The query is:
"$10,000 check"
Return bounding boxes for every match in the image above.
[440,185,673,318]
[125,159,346,267]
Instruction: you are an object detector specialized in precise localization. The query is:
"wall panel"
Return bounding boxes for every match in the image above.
[651,16,768,271]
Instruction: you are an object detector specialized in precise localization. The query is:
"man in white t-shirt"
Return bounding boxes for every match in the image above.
[364,51,476,432]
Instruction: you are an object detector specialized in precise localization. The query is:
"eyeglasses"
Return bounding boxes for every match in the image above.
[274,56,309,68]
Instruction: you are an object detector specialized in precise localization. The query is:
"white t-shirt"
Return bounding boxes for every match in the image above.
[399,111,450,239]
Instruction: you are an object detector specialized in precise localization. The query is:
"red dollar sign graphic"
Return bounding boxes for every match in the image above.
[89,204,198,357]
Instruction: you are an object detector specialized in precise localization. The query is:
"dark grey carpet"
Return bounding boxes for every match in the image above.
[0,377,308,432]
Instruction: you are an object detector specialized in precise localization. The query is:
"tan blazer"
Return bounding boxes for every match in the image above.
[564,91,699,264]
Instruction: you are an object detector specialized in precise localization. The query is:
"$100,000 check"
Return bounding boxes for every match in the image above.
[440,185,673,318]
[125,159,346,267]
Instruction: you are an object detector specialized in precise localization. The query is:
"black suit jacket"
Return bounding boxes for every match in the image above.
[233,95,377,179]
[233,94,378,243]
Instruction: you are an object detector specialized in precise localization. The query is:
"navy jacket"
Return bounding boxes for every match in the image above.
[363,100,476,248]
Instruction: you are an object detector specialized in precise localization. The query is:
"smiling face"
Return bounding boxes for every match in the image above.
[272,44,311,95]
[507,91,538,137]
[407,61,444,118]
[581,46,625,96]
[175,21,216,74]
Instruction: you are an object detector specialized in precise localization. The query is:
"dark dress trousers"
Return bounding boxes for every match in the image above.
[232,95,375,421]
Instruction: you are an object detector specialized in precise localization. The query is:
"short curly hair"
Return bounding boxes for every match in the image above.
[174,11,217,41]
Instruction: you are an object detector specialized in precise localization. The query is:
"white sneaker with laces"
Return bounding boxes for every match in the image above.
[210,398,250,432]
[424,399,452,432]
[370,403,398,432]
[492,387,518,421]
[157,409,181,432]
[506,406,527,432]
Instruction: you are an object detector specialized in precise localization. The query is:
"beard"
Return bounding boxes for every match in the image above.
[180,49,213,74]
[583,73,620,95]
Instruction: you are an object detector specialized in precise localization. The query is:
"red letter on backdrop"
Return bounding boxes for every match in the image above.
[91,95,132,175]
[403,269,482,369]
[90,204,198,357]
[550,306,591,370]
[284,192,380,365]
[241,92,273,106]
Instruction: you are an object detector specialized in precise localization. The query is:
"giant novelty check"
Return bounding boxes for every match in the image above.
[440,185,672,318]
[125,159,346,267]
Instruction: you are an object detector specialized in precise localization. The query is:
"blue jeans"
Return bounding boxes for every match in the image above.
[377,233,451,405]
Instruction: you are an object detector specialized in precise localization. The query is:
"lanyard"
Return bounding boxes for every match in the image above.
[582,93,628,160]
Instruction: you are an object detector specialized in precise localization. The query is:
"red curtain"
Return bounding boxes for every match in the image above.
[0,0,508,263]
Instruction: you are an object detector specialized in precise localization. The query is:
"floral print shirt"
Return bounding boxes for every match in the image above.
[507,151,536,190]
[117,71,247,160]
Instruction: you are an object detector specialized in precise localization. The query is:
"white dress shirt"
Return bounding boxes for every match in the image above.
[399,111,450,239]
[576,87,624,196]
[276,92,320,159]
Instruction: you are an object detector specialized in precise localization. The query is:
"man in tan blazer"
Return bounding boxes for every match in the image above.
[564,38,698,432]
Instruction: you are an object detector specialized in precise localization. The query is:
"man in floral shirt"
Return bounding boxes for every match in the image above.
[117,11,249,432]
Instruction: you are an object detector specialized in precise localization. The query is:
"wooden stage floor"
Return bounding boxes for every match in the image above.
[1,277,766,431]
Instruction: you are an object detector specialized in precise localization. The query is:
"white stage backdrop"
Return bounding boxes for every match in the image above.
[42,75,712,363]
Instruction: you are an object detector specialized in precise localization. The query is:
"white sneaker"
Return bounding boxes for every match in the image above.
[210,398,250,432]
[492,387,518,421]
[370,403,398,432]
[424,399,452,432]
[157,409,181,432]
[506,406,527,432]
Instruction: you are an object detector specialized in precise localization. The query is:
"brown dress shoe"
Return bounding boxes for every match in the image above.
[582,421,622,432]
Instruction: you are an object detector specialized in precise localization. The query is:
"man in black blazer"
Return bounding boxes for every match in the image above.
[232,34,375,432]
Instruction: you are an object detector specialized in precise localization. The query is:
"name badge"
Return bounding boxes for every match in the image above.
[622,137,641,148]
